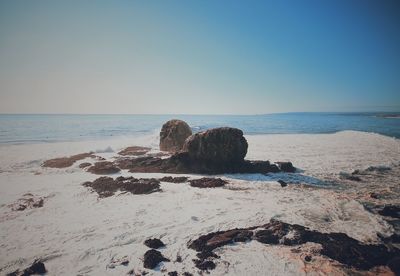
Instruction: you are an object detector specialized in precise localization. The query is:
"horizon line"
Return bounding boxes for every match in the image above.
[0,111,399,116]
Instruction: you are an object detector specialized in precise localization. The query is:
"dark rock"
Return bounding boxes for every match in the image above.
[387,257,400,275]
[116,126,294,174]
[277,180,287,187]
[143,249,170,269]
[175,255,182,262]
[10,194,44,211]
[256,220,400,271]
[196,251,220,260]
[193,259,216,270]
[159,176,189,183]
[366,166,391,173]
[183,273,193,276]
[275,162,296,173]
[168,272,178,276]
[127,268,148,275]
[144,238,165,249]
[352,169,361,175]
[369,192,379,199]
[268,164,280,173]
[188,228,254,271]
[189,228,255,253]
[189,178,227,188]
[123,153,280,175]
[304,255,312,262]
[183,127,248,164]
[118,146,151,156]
[87,161,120,175]
[381,233,400,244]
[188,219,400,273]
[160,120,192,152]
[42,152,95,168]
[79,162,92,169]
[378,205,400,219]
[339,172,362,181]
[7,260,46,276]
[83,176,160,198]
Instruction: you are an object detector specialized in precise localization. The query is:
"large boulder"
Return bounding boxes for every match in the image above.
[160,120,192,152]
[183,127,248,163]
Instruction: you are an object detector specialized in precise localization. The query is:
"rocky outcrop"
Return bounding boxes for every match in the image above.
[183,127,248,164]
[189,178,227,188]
[159,176,189,183]
[45,122,296,175]
[121,151,288,175]
[9,193,44,211]
[116,126,290,174]
[277,180,287,187]
[160,120,192,152]
[42,152,96,168]
[87,161,120,175]
[144,238,165,249]
[118,146,151,156]
[83,176,160,197]
[188,219,400,273]
[79,162,92,169]
[275,161,296,173]
[143,249,170,269]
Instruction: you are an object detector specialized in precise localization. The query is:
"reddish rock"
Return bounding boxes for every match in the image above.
[189,178,227,188]
[83,176,160,197]
[160,120,192,152]
[79,162,92,169]
[42,152,95,168]
[118,146,151,156]
[87,161,120,175]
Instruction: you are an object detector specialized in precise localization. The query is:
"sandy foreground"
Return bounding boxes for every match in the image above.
[0,130,399,275]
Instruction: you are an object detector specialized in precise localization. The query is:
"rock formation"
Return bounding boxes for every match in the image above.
[183,127,247,163]
[160,119,192,152]
[116,124,296,174]
[83,176,161,197]
[188,219,400,273]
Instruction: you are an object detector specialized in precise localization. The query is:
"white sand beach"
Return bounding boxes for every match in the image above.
[0,131,399,275]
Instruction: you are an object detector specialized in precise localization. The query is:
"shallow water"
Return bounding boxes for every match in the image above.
[0,112,399,144]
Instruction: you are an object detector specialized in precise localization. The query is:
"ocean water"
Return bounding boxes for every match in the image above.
[0,112,399,144]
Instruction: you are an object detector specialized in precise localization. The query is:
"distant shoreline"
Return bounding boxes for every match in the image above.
[375,114,400,119]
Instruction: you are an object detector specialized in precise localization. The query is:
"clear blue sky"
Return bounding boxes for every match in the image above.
[0,0,399,114]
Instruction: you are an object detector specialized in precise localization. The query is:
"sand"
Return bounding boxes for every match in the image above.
[0,130,399,275]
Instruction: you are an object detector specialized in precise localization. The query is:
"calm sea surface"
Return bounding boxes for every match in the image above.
[0,113,399,144]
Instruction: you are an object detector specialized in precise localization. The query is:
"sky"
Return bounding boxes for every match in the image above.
[0,0,399,114]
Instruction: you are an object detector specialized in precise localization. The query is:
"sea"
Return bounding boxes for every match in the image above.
[0,112,399,144]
